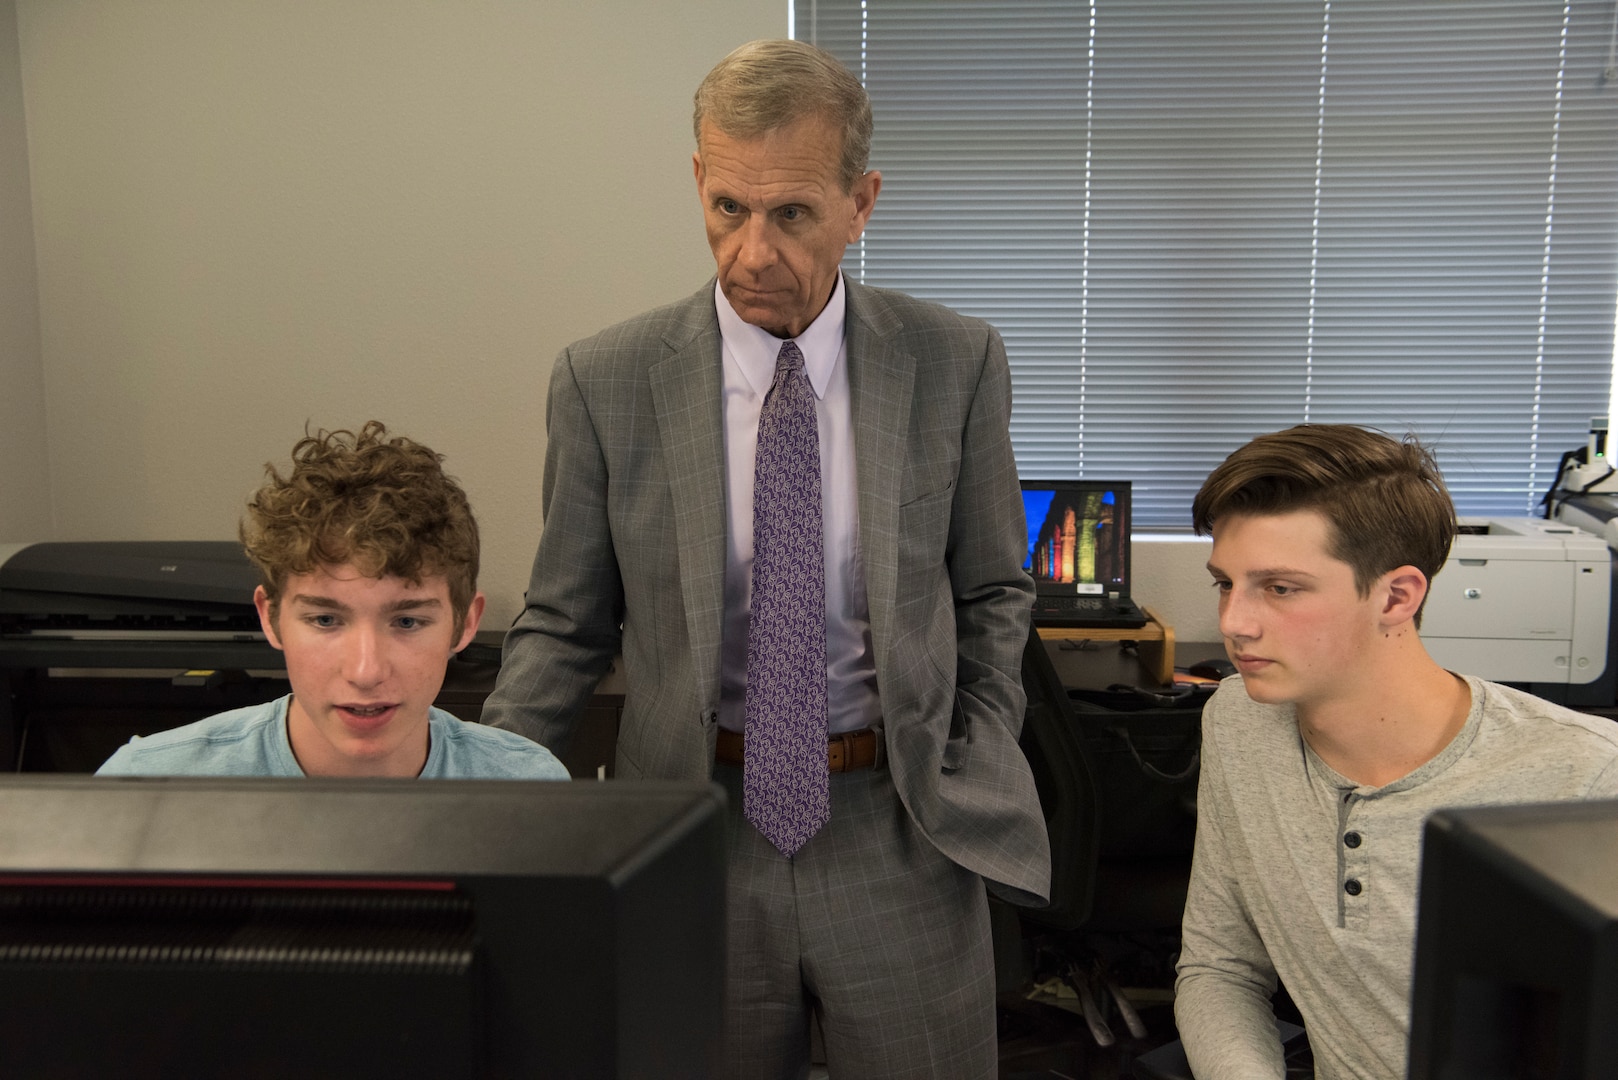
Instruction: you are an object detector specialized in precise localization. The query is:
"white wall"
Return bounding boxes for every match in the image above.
[13,0,779,626]
[1134,535,1218,645]
[0,0,50,542]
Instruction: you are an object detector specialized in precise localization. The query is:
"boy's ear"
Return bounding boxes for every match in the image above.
[453,592,486,654]
[1378,565,1429,627]
[253,586,285,651]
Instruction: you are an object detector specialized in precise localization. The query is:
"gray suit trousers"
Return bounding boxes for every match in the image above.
[717,762,997,1080]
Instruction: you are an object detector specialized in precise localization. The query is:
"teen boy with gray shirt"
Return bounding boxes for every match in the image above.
[1176,424,1618,1080]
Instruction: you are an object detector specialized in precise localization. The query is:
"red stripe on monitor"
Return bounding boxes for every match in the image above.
[0,875,457,891]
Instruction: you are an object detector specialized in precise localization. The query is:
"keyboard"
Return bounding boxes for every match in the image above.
[1039,596,1109,612]
[1032,594,1149,629]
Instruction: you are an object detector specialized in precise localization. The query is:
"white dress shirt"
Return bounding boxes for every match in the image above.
[715,275,883,735]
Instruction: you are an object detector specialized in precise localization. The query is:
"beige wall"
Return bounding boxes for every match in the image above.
[0,0,50,542]
[7,1,1225,641]
[12,0,779,626]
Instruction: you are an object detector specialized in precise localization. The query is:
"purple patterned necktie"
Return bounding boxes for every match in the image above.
[744,339,829,857]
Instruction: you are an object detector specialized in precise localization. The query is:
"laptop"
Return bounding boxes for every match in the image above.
[1020,479,1149,630]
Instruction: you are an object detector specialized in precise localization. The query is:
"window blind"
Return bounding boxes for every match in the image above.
[795,0,1618,525]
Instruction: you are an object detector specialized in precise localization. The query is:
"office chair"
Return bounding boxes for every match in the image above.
[1008,622,1183,1048]
[1011,622,1316,1071]
[1017,621,1102,932]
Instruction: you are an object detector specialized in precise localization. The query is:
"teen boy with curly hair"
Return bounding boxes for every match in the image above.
[99,422,567,780]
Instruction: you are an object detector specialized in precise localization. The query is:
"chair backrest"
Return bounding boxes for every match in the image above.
[1017,621,1103,929]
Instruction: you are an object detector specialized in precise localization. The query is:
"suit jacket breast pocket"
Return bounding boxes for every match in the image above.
[896,479,955,570]
[897,430,959,506]
[899,471,956,508]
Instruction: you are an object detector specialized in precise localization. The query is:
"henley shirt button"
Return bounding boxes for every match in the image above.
[1345,879,1363,896]
[1344,831,1362,848]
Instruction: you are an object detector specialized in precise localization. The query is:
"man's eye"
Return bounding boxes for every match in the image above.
[1211,580,1231,592]
[718,199,740,215]
[1270,584,1292,596]
[779,206,803,221]
[310,614,338,628]
[396,616,422,630]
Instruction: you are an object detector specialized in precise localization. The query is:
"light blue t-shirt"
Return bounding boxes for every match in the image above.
[96,695,570,780]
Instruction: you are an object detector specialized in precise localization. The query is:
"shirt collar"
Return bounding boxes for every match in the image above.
[714,274,846,400]
[1298,675,1484,797]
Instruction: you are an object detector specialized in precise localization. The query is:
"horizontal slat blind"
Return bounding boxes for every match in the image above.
[796,0,1618,525]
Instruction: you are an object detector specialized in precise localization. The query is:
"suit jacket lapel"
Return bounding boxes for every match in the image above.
[845,282,914,674]
[648,288,727,712]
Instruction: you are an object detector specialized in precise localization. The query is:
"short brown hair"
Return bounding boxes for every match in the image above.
[693,39,873,191]
[1192,425,1456,623]
[241,422,479,633]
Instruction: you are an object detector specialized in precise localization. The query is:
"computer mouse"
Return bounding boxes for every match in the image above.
[1187,657,1238,680]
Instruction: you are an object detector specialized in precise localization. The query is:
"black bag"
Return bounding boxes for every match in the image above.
[1067,686,1204,862]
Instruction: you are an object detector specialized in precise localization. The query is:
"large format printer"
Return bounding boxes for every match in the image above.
[0,541,280,771]
[0,540,265,646]
[1421,518,1610,690]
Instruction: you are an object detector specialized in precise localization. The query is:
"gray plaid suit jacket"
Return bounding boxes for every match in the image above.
[484,279,1051,904]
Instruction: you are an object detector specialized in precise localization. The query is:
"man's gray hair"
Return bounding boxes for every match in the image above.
[693,39,873,192]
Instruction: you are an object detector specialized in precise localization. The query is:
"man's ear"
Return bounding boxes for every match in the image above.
[453,592,486,655]
[1378,565,1429,627]
[253,586,285,651]
[847,170,882,243]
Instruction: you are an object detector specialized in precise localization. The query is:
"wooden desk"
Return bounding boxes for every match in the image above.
[1038,606,1175,686]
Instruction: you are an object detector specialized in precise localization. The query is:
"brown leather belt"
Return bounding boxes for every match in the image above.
[715,728,880,772]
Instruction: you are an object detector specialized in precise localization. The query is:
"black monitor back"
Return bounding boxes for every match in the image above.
[1408,799,1618,1080]
[0,776,727,1079]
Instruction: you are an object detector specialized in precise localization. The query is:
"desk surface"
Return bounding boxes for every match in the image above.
[1044,636,1225,693]
[1039,606,1177,684]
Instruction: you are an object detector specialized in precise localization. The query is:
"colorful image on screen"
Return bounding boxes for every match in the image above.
[1022,487,1126,589]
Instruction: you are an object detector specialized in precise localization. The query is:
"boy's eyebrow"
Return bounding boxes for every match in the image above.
[284,595,443,612]
[385,598,443,612]
[287,594,351,612]
[1206,562,1319,581]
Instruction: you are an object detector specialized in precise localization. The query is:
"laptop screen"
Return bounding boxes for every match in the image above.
[1020,480,1131,595]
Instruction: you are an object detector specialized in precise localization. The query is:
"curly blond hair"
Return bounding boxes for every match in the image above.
[241,422,479,632]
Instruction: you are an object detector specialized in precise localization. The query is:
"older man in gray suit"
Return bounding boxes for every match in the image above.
[484,39,1049,1079]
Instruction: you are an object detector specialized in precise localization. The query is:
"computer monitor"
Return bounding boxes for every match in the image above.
[0,776,726,1079]
[1407,799,1618,1080]
[1019,480,1131,593]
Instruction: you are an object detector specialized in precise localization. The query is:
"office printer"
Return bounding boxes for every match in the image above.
[1421,518,1609,686]
[1545,414,1618,553]
[1552,493,1618,553]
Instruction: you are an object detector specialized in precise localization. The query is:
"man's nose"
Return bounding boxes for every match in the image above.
[736,216,777,271]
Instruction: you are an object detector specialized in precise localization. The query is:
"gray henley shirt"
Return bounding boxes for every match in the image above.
[1174,674,1618,1079]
